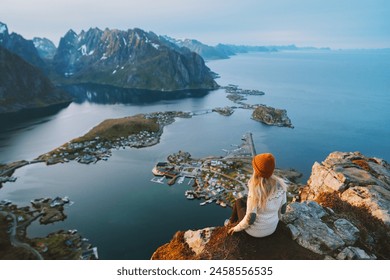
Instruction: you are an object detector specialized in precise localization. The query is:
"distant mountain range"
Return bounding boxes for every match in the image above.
[50,28,218,91]
[162,36,331,60]
[0,20,331,114]
[162,37,231,60]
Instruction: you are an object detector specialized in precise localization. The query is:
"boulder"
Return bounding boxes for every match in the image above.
[333,219,360,246]
[281,199,386,258]
[282,201,350,255]
[336,246,376,260]
[183,227,214,255]
[304,152,390,226]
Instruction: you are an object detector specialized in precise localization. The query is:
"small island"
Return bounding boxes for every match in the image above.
[224,84,265,96]
[252,104,294,128]
[212,106,235,116]
[221,84,294,128]
[225,84,264,104]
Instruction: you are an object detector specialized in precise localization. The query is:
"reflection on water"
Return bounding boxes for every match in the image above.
[0,84,217,163]
[0,102,71,131]
[62,83,210,105]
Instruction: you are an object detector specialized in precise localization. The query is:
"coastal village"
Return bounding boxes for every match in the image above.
[152,150,249,208]
[151,132,285,208]
[0,196,98,260]
[37,111,192,165]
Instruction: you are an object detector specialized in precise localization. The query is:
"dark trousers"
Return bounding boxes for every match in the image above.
[230,197,247,223]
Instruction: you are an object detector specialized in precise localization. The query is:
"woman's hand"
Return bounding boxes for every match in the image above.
[227,227,235,235]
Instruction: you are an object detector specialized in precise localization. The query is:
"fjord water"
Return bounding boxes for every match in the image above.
[1,50,389,259]
[210,50,390,175]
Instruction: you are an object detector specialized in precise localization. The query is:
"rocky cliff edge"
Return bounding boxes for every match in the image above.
[152,151,390,260]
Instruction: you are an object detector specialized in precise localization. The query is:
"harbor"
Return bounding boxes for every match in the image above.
[151,132,258,208]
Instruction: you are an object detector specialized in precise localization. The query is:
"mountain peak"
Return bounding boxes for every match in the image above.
[64,29,78,39]
[33,37,57,59]
[0,22,9,44]
[0,22,46,71]
[0,21,8,34]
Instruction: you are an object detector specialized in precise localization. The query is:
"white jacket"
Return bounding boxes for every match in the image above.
[233,183,286,237]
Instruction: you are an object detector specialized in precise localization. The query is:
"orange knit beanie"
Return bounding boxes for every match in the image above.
[252,153,275,178]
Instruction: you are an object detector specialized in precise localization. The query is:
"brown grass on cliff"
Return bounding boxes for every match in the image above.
[201,224,322,260]
[151,231,195,260]
[316,192,390,259]
[152,223,323,260]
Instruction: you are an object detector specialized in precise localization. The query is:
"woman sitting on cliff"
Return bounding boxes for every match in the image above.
[227,153,288,237]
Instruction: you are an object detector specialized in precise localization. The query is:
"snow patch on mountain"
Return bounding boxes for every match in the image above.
[79,45,87,56]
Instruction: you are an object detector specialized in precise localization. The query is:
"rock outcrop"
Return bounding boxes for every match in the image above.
[281,200,378,259]
[152,152,390,260]
[301,151,390,226]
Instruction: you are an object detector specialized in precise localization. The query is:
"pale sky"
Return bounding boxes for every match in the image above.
[1,0,389,48]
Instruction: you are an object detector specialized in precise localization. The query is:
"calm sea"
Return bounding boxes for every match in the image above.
[0,50,389,259]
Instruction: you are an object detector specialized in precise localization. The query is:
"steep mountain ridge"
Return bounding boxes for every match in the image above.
[0,22,47,71]
[52,27,218,91]
[0,46,71,114]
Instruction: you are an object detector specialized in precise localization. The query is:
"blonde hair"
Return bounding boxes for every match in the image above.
[247,172,287,211]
